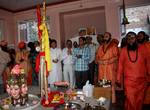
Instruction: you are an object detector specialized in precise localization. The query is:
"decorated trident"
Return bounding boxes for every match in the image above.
[36,0,52,104]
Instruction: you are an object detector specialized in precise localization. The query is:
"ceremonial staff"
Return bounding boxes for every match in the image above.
[37,0,52,104]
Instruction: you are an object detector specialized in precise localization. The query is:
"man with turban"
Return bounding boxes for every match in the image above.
[15,41,32,85]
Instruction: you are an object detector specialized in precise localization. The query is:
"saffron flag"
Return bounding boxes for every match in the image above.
[40,23,52,72]
[36,5,52,74]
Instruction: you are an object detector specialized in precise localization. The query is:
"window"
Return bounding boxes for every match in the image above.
[0,19,4,40]
[121,5,150,35]
[18,20,38,42]
[18,17,50,43]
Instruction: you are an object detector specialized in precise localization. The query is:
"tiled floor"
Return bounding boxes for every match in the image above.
[111,90,150,110]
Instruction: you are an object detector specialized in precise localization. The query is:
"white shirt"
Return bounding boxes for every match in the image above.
[89,35,99,45]
[62,48,73,65]
[48,48,62,84]
[51,48,62,61]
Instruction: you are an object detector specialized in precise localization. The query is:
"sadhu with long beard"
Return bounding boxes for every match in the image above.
[96,32,119,104]
[117,32,150,110]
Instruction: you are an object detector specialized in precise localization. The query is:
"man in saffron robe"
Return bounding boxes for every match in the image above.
[15,41,32,85]
[137,31,150,57]
[137,31,150,103]
[96,32,119,103]
[117,32,150,110]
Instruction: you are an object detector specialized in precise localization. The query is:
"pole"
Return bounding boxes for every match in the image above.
[40,56,44,98]
[42,0,49,103]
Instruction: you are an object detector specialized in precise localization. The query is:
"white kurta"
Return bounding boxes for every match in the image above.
[48,48,62,84]
[62,48,75,88]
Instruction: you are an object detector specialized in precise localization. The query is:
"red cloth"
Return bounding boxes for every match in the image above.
[144,86,150,104]
[36,5,42,40]
[41,91,64,107]
[35,52,49,77]
[27,69,32,85]
[35,52,45,73]
[144,42,150,82]
[117,44,150,110]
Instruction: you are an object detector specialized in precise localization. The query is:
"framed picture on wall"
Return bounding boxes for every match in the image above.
[87,27,96,35]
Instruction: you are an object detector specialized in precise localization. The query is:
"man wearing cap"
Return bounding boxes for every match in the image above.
[70,28,87,44]
[117,32,150,110]
[15,41,32,85]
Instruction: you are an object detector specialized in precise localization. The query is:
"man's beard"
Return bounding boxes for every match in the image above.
[137,38,145,44]
[127,42,138,51]
[104,38,111,44]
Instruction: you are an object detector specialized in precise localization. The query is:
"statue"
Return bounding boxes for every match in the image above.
[6,64,28,107]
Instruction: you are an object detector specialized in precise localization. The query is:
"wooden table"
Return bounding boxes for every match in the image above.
[93,87,111,99]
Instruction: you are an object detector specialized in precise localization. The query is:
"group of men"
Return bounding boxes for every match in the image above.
[49,30,150,110]
[0,29,149,110]
[96,31,150,110]
[117,31,150,110]
[48,35,98,89]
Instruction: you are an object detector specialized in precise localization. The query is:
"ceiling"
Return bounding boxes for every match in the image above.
[0,0,150,13]
[0,0,79,12]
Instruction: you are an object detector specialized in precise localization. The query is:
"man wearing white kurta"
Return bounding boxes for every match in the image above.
[62,40,75,88]
[48,40,62,85]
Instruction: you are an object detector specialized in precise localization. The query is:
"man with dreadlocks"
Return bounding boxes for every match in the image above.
[117,32,150,110]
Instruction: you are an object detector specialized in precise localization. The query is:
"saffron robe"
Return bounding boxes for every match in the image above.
[117,44,150,110]
[144,42,150,82]
[15,50,32,85]
[96,40,119,83]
